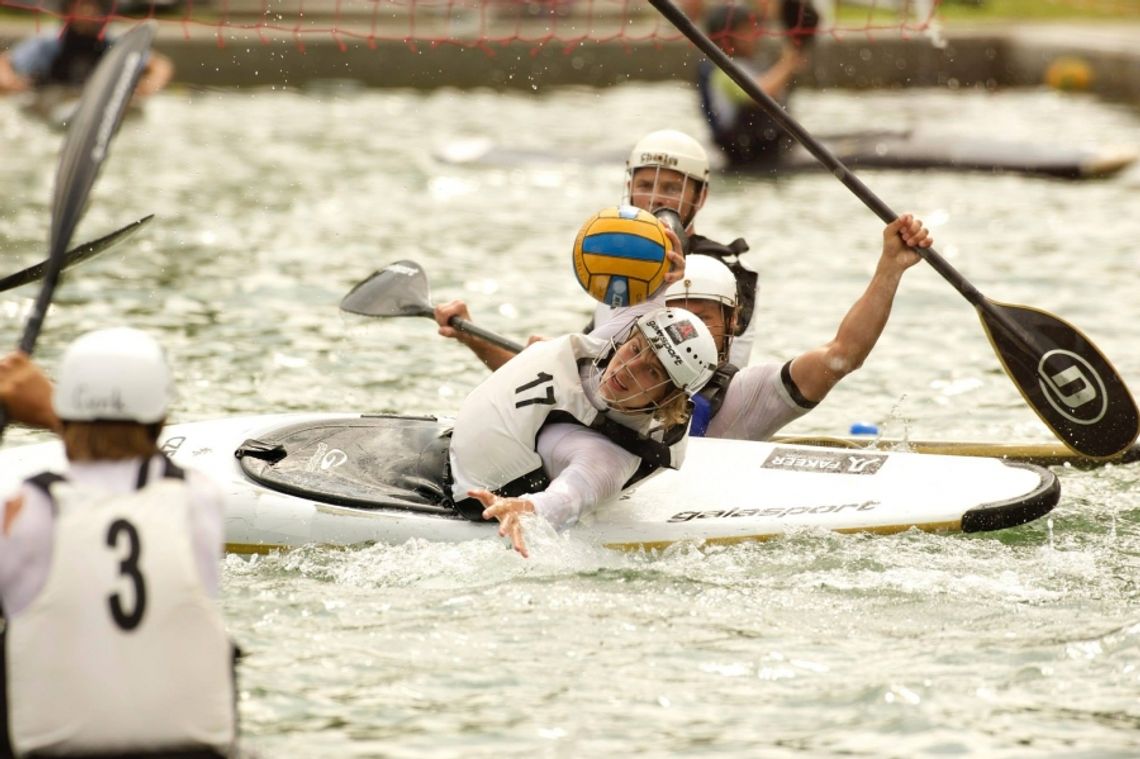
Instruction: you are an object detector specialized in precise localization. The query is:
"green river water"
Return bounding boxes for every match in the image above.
[2,80,1138,757]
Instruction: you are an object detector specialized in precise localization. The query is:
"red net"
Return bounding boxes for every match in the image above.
[0,0,943,52]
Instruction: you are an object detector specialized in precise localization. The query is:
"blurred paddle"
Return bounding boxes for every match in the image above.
[0,22,156,441]
[649,0,1139,458]
[340,260,527,354]
[0,215,153,293]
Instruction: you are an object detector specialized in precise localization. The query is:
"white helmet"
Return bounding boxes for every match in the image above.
[634,307,718,395]
[663,254,738,308]
[54,327,173,424]
[626,129,711,187]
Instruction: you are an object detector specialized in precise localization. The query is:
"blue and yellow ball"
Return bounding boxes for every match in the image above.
[572,205,672,308]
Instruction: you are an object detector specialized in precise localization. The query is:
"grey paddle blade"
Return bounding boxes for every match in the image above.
[980,300,1140,459]
[340,260,434,318]
[340,259,527,354]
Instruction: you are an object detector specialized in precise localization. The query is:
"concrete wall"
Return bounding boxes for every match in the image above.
[2,23,1137,99]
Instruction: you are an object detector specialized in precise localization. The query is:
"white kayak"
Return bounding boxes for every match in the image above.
[434,133,1139,181]
[0,413,1060,553]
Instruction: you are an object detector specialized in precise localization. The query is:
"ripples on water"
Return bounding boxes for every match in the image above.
[2,82,1139,756]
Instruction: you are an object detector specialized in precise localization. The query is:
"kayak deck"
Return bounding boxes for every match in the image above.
[0,413,1065,555]
[222,414,1060,553]
[236,414,457,516]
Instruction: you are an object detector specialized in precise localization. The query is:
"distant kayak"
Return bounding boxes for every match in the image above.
[18,85,144,130]
[436,131,1137,180]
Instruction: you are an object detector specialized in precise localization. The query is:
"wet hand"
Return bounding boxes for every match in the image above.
[469,488,536,558]
[434,299,473,340]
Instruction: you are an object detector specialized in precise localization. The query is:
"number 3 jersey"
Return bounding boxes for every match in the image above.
[2,455,235,756]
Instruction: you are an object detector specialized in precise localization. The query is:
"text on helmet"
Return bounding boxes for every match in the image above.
[639,152,680,168]
[644,320,684,367]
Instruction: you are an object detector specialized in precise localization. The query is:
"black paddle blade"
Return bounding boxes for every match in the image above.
[340,260,434,318]
[979,300,1140,458]
[0,215,153,293]
[49,23,155,262]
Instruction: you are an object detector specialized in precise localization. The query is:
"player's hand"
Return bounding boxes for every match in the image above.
[469,488,536,558]
[434,300,473,340]
[661,229,686,288]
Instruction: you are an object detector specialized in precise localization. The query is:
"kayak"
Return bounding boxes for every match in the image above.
[0,413,1060,553]
[775,131,1137,180]
[18,85,145,130]
[435,132,1137,180]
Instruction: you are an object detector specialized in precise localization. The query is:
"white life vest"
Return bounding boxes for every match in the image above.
[6,460,235,757]
[448,334,687,509]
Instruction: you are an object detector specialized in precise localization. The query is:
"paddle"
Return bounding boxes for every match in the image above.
[0,215,154,293]
[0,22,156,441]
[649,0,1139,459]
[340,260,527,354]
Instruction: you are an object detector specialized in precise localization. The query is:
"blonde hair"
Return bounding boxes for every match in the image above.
[653,392,692,428]
[62,421,163,462]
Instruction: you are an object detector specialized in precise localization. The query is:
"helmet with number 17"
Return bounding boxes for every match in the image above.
[623,130,710,229]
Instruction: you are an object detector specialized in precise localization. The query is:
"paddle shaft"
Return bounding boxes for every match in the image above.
[448,315,527,354]
[651,0,1140,457]
[647,0,1042,348]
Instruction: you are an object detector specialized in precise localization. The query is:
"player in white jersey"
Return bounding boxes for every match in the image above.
[594,214,934,440]
[440,212,932,447]
[451,307,719,557]
[0,328,236,759]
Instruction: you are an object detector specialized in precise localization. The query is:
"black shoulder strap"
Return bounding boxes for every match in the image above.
[697,362,740,418]
[26,472,66,497]
[25,472,66,515]
[550,408,690,491]
[449,408,686,521]
[689,234,750,259]
[546,410,677,470]
[620,411,691,489]
[450,466,550,522]
[136,454,187,489]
